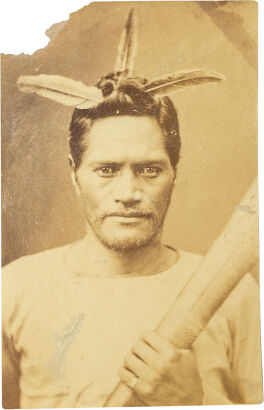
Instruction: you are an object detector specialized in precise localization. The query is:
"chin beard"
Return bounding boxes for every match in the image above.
[98,232,159,252]
[90,216,163,253]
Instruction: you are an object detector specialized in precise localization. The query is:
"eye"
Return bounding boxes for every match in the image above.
[138,166,161,178]
[96,166,119,178]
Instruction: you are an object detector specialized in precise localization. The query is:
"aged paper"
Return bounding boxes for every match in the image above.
[1,2,262,407]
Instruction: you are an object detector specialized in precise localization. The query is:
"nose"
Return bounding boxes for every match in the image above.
[114,168,142,206]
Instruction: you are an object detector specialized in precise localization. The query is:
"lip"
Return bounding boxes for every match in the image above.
[107,214,147,224]
[108,212,148,218]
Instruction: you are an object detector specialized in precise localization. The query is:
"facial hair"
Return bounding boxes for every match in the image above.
[80,183,174,253]
[96,214,161,252]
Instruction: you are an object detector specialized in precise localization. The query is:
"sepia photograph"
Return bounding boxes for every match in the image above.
[1,1,262,408]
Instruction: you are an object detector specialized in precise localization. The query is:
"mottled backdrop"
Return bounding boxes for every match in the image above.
[1,1,257,265]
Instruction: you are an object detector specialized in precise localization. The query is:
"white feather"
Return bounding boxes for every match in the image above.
[17,74,103,108]
[114,8,137,76]
[144,69,225,97]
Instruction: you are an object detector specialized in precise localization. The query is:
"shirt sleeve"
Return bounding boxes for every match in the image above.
[2,259,25,408]
[221,273,263,404]
[2,331,21,408]
[194,273,263,404]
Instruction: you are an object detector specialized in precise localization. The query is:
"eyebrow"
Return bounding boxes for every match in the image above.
[135,160,168,166]
[89,160,168,167]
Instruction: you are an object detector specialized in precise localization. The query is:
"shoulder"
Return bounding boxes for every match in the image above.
[3,244,71,269]
[2,244,72,290]
[2,244,73,324]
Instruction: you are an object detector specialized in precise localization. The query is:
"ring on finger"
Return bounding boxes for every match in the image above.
[130,373,139,389]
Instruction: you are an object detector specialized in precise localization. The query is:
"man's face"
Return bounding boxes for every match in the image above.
[74,115,175,251]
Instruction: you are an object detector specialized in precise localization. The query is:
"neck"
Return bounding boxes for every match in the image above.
[66,227,178,278]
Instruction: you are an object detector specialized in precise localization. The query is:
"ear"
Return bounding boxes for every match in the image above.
[68,154,75,168]
[71,172,81,196]
[68,154,81,196]
[172,168,177,186]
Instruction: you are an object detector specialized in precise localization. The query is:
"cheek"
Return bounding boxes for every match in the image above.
[77,178,103,213]
[145,180,173,210]
[76,168,113,194]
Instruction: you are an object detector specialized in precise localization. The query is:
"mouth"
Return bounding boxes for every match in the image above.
[106,212,149,224]
[109,212,147,217]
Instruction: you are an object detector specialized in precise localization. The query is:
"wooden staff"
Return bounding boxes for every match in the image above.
[104,178,258,407]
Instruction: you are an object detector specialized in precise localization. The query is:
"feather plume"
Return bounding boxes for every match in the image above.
[144,69,225,97]
[114,8,137,76]
[17,74,103,109]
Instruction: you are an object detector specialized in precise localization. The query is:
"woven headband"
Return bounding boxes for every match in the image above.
[17,9,225,109]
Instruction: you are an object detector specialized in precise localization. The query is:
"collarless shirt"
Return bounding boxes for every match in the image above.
[2,245,263,407]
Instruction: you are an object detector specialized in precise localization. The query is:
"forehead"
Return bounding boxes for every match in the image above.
[82,116,168,163]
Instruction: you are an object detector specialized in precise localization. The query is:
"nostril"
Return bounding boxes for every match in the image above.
[116,198,141,207]
[114,189,143,205]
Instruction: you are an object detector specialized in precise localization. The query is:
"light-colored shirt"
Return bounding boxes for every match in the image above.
[2,245,263,407]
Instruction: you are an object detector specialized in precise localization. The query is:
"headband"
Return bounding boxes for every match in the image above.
[17,9,225,109]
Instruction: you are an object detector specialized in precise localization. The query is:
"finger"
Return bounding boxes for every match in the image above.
[119,369,154,403]
[124,352,158,382]
[134,379,156,402]
[142,330,177,360]
[179,348,199,371]
[119,367,139,389]
[132,340,163,372]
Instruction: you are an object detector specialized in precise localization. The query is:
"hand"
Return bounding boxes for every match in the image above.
[119,330,203,406]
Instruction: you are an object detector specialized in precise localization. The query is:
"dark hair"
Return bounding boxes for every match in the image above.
[69,73,181,169]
